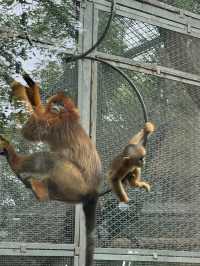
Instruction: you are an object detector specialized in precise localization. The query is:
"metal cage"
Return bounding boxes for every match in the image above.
[1,0,200,265]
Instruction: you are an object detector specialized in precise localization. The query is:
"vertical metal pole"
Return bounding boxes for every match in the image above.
[74,204,81,266]
[78,1,93,133]
[77,1,97,266]
[90,7,99,143]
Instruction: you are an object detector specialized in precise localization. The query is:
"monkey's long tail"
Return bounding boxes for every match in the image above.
[83,197,98,266]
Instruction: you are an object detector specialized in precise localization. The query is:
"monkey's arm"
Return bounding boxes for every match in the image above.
[108,158,130,203]
[128,168,150,191]
[129,122,155,145]
[22,73,43,108]
[11,81,34,113]
[10,76,44,115]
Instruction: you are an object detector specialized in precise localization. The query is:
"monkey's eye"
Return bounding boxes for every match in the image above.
[139,157,144,163]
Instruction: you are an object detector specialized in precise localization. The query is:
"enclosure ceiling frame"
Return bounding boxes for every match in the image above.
[90,0,200,39]
[93,52,200,87]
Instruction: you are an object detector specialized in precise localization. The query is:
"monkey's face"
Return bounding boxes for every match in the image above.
[123,144,146,168]
[49,101,65,114]
[46,94,80,119]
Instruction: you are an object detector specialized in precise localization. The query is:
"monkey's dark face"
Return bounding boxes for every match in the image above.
[123,144,146,168]
[135,155,145,167]
[50,101,65,114]
[46,94,80,119]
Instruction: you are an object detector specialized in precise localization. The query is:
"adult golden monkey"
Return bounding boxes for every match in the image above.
[1,76,101,266]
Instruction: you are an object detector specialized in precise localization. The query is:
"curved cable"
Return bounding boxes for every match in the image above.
[85,56,149,123]
[64,0,116,63]
[82,56,149,198]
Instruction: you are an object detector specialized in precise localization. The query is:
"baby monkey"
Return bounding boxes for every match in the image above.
[108,122,155,203]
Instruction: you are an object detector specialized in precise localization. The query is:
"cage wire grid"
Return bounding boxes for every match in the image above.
[1,0,200,266]
[95,64,200,253]
[98,10,200,76]
[0,256,73,266]
[0,63,78,266]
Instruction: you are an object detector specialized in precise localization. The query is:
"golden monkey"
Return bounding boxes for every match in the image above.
[1,75,154,264]
[1,76,102,266]
[108,122,155,203]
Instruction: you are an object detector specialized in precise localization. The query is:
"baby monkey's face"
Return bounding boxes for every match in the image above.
[123,144,146,168]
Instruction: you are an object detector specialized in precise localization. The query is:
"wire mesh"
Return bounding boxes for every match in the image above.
[159,0,200,13]
[98,11,200,75]
[0,63,78,244]
[96,63,200,252]
[0,256,73,266]
[1,0,200,265]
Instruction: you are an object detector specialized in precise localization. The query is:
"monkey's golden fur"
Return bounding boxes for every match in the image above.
[1,78,101,266]
[108,122,155,203]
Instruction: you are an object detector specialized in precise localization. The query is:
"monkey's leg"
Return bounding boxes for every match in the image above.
[47,162,91,203]
[0,135,55,176]
[129,168,150,192]
[109,171,129,203]
[0,135,52,200]
[28,178,50,201]
[0,136,91,203]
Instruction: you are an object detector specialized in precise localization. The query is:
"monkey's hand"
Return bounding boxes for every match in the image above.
[128,170,151,192]
[138,181,151,192]
[0,135,10,155]
[144,122,155,134]
[129,178,151,192]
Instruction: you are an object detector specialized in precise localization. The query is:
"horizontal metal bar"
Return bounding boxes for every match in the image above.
[0,242,75,250]
[0,242,75,256]
[94,254,200,263]
[95,248,200,257]
[93,52,200,87]
[0,249,74,257]
[91,0,200,39]
[91,0,200,20]
[94,248,200,263]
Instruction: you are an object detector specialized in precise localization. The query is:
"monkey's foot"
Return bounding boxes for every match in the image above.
[30,179,49,201]
[119,192,129,203]
[0,135,9,151]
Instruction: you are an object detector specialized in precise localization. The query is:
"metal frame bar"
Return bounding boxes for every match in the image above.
[90,6,99,143]
[94,248,200,263]
[0,242,75,257]
[93,51,200,87]
[77,1,95,266]
[90,0,200,39]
